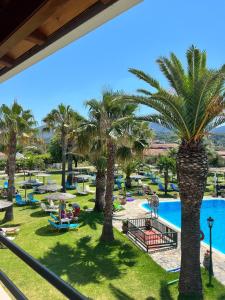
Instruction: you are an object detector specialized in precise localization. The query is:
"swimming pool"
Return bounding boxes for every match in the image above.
[142,199,225,254]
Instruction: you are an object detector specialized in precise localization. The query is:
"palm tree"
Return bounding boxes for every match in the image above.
[117,121,153,188]
[43,104,77,192]
[76,100,107,212]
[124,46,225,297]
[156,155,176,195]
[66,112,84,185]
[0,101,35,221]
[83,91,137,241]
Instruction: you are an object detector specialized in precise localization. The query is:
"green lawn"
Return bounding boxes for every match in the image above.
[0,174,225,299]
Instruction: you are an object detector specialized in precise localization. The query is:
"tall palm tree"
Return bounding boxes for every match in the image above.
[66,112,84,185]
[43,104,77,192]
[0,101,35,221]
[83,91,137,241]
[124,46,225,297]
[77,117,107,212]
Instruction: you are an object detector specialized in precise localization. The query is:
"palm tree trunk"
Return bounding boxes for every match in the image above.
[61,132,67,192]
[164,171,168,195]
[67,143,73,185]
[125,175,132,188]
[94,168,106,212]
[5,132,16,222]
[177,141,208,298]
[100,140,116,242]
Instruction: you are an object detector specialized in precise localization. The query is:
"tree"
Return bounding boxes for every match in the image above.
[66,113,84,185]
[0,101,35,221]
[77,115,107,212]
[43,104,79,192]
[117,121,153,188]
[84,91,138,242]
[157,156,176,194]
[124,46,225,297]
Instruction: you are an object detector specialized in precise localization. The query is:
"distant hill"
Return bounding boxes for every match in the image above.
[149,123,170,133]
[150,122,225,135]
[211,125,225,135]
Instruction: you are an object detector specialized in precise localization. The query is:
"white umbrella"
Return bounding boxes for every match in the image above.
[38,184,62,192]
[46,192,75,201]
[36,173,51,184]
[75,174,92,190]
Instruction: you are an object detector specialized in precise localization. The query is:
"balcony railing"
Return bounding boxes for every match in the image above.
[0,233,86,299]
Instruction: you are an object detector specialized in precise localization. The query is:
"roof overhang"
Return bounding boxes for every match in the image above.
[0,0,142,83]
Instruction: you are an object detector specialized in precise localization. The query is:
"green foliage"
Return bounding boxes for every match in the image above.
[0,159,6,170]
[48,136,62,163]
[157,156,176,174]
[126,46,225,143]
[0,101,36,147]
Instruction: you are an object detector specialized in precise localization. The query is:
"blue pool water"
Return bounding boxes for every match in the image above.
[142,199,225,254]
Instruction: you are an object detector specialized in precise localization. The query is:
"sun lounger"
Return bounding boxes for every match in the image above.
[76,185,88,195]
[170,183,179,192]
[15,194,27,206]
[84,185,95,194]
[28,193,40,205]
[66,181,77,190]
[158,183,166,192]
[48,219,79,230]
[40,203,58,213]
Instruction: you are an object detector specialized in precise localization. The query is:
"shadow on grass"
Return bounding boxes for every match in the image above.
[39,235,137,286]
[160,280,173,300]
[109,284,135,300]
[35,225,66,236]
[30,210,47,218]
[79,211,103,230]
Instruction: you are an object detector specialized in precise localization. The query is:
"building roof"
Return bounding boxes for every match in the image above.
[0,0,142,82]
[144,143,178,156]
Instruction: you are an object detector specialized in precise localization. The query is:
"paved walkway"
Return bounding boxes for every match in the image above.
[113,198,225,285]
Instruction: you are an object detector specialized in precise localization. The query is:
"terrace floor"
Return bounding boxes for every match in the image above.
[113,197,225,285]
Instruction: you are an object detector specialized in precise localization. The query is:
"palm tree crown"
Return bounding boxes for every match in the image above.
[126,46,225,143]
[0,101,36,144]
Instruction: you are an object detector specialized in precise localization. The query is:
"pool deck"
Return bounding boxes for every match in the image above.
[112,197,225,286]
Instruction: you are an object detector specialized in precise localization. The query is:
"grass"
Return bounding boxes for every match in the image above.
[0,174,225,299]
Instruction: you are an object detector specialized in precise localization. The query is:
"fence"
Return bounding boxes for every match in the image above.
[127,217,177,252]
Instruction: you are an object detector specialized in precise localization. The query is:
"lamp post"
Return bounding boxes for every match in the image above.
[207,216,214,286]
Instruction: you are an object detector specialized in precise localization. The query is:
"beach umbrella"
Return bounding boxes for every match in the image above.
[75,174,92,190]
[36,173,51,184]
[38,184,62,192]
[46,192,76,201]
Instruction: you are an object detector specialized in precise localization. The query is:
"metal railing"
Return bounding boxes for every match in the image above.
[127,218,177,251]
[0,233,86,300]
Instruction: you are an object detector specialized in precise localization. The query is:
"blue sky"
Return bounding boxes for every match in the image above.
[0,0,225,124]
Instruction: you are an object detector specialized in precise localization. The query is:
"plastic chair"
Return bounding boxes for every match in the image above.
[27,193,40,204]
[15,194,27,206]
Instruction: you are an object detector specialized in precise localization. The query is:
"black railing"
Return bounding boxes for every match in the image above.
[0,233,86,300]
[127,218,177,252]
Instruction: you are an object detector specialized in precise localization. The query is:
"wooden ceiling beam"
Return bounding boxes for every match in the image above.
[0,55,14,67]
[25,29,47,45]
[0,0,68,58]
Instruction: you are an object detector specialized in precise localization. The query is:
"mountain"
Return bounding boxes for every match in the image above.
[211,125,225,135]
[149,123,170,133]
